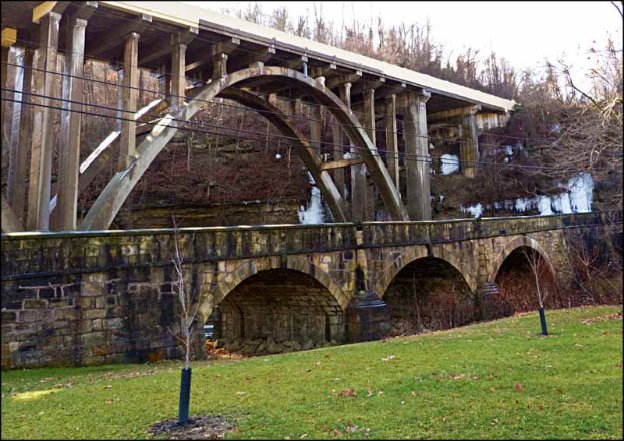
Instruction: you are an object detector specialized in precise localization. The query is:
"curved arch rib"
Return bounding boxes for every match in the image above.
[80,66,408,230]
[218,88,347,221]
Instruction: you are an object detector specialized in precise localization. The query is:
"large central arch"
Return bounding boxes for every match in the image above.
[80,66,408,230]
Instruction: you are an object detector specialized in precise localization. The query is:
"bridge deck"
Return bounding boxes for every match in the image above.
[102,1,515,113]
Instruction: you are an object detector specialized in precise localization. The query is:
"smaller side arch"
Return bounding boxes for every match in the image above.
[487,236,555,284]
[197,256,347,323]
[374,247,473,297]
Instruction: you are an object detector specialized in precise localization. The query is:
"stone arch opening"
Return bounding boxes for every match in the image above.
[383,257,474,336]
[210,268,345,356]
[80,66,407,231]
[493,245,560,314]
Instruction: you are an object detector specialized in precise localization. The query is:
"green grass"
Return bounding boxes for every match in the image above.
[2,305,622,440]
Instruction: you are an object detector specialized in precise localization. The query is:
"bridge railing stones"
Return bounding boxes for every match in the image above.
[1,223,358,282]
[2,213,618,283]
[360,212,612,248]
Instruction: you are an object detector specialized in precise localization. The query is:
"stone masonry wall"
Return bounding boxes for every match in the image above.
[0,264,201,369]
[1,212,616,369]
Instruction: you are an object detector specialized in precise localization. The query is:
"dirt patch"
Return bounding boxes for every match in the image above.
[581,312,623,325]
[148,415,237,440]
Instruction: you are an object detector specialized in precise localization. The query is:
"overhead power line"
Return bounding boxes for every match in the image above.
[2,91,617,174]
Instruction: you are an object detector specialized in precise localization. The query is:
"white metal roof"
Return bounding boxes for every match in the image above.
[102,1,516,112]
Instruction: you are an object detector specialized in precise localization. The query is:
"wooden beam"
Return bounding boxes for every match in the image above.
[86,14,151,57]
[54,17,87,230]
[27,11,61,231]
[320,156,364,171]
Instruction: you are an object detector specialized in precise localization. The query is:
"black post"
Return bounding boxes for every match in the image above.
[538,307,549,336]
[178,367,192,424]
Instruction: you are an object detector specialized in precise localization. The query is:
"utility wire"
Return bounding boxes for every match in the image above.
[0,63,558,150]
[2,92,617,174]
[0,89,575,171]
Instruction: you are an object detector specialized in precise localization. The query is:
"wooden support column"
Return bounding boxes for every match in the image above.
[460,106,480,178]
[400,90,431,221]
[362,87,376,220]
[118,32,139,171]
[170,35,186,110]
[27,11,61,231]
[385,94,399,190]
[9,48,34,227]
[54,17,87,230]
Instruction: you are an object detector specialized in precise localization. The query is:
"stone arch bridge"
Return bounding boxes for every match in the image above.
[2,211,619,368]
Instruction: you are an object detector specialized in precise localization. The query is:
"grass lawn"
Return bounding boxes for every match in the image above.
[1,305,622,440]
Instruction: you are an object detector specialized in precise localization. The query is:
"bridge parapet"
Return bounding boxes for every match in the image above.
[361,212,610,248]
[2,212,617,282]
[1,223,357,282]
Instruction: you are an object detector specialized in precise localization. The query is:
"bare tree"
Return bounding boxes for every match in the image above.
[169,221,201,424]
[521,247,551,336]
